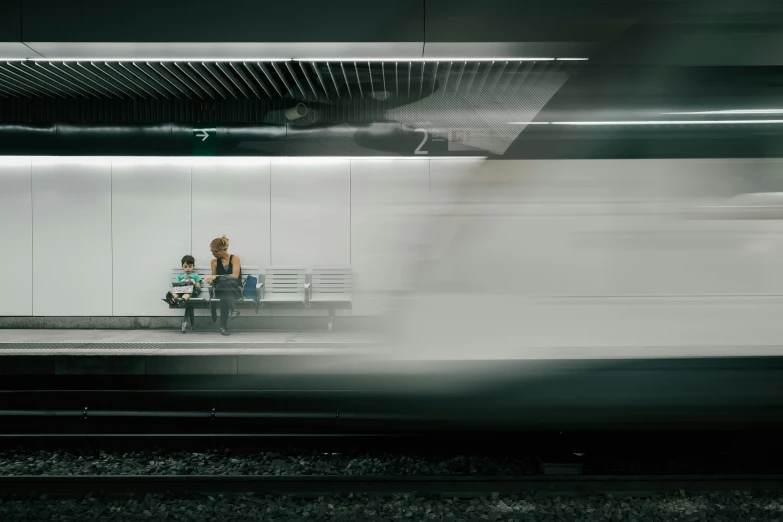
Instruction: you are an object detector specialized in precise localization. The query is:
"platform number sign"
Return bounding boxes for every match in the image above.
[414,128,447,155]
[193,127,217,156]
[414,129,429,154]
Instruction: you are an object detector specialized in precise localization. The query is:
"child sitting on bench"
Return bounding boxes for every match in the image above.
[164,255,202,307]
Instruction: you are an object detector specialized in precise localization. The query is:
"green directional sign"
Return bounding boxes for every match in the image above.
[193,127,217,156]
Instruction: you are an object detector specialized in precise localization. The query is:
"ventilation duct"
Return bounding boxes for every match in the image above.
[285,104,309,121]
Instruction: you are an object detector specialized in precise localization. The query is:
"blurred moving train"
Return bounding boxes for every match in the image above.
[330,157,783,431]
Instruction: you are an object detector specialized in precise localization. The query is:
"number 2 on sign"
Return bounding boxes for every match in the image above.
[414,129,428,154]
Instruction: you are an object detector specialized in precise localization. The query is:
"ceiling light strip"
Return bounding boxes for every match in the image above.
[61,62,116,98]
[242,62,273,99]
[14,57,586,63]
[117,62,161,98]
[108,62,155,98]
[172,62,213,98]
[1,62,61,98]
[310,62,330,101]
[256,62,283,98]
[339,62,352,99]
[0,81,20,98]
[33,62,91,97]
[188,62,225,99]
[298,62,319,100]
[79,62,132,98]
[146,62,191,99]
[325,63,340,99]
[662,109,783,115]
[230,63,261,99]
[216,62,249,99]
[132,62,175,98]
[21,63,79,98]
[509,120,783,125]
[203,62,237,99]
[354,62,363,98]
[285,62,308,99]
[295,57,562,62]
[0,156,488,162]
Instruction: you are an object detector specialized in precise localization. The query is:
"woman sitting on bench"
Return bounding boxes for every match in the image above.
[204,235,242,336]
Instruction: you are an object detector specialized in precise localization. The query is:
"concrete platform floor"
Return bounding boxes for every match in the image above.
[0,329,385,375]
[2,328,783,377]
[0,329,377,343]
[3,329,783,360]
[0,329,382,355]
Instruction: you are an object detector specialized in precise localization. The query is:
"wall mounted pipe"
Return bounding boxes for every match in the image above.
[0,123,288,156]
[0,122,448,156]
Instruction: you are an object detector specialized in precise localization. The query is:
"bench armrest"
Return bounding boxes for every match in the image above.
[304,282,311,301]
[254,282,264,313]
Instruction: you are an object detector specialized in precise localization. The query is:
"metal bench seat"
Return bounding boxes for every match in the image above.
[168,265,261,310]
[307,266,353,330]
[165,264,353,330]
[256,267,308,311]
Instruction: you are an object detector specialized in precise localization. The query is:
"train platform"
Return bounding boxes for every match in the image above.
[0,328,385,376]
[4,328,783,359]
[2,328,783,432]
[0,328,379,349]
[2,325,783,378]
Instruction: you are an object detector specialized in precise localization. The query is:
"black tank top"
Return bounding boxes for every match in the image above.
[216,255,242,280]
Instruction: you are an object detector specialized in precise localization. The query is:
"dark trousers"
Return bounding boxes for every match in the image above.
[219,298,235,329]
[183,305,195,327]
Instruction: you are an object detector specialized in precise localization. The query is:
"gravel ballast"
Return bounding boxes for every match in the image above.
[1,491,782,521]
[0,447,535,476]
[2,445,772,477]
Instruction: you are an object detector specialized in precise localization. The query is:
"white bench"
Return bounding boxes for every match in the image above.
[307,266,353,331]
[257,267,308,312]
[166,264,353,331]
[168,266,261,327]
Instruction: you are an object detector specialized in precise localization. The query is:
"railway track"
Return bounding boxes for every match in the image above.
[1,474,782,497]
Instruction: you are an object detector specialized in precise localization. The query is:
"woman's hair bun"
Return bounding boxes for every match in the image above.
[210,235,230,251]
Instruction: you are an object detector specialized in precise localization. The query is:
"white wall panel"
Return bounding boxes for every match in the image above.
[270,159,350,266]
[32,158,112,316]
[112,159,191,316]
[192,159,271,271]
[0,158,33,315]
[350,159,429,292]
[596,159,770,296]
[429,159,612,296]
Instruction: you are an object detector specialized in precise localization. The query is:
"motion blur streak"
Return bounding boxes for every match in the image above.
[335,159,783,403]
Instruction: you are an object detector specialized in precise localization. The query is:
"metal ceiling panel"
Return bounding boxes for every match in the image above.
[0,59,584,101]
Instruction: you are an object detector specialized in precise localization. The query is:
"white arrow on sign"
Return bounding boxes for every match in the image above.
[196,130,209,142]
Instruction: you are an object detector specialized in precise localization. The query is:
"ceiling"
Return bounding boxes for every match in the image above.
[2,0,783,158]
[0,59,580,102]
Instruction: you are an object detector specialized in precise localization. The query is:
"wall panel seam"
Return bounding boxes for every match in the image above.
[29,158,34,316]
[349,159,352,266]
[190,163,193,257]
[110,161,114,316]
[269,160,273,265]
